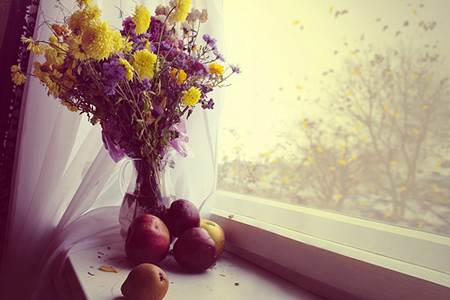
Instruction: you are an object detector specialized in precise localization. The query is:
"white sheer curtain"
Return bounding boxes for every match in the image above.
[0,0,224,299]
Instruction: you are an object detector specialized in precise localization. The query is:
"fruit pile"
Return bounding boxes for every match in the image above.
[121,199,225,300]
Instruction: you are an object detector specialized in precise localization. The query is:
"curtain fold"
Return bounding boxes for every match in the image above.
[0,0,224,299]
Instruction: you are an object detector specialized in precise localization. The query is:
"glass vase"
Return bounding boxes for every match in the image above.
[118,158,175,238]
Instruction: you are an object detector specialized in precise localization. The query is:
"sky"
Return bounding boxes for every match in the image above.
[219,0,450,161]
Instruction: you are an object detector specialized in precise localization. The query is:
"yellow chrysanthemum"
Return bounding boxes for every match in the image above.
[68,5,101,33]
[111,30,126,52]
[81,21,114,60]
[119,58,134,81]
[173,0,192,22]
[49,34,69,52]
[170,68,187,85]
[133,5,151,35]
[132,49,157,79]
[208,63,224,75]
[11,65,26,86]
[122,39,133,53]
[181,86,201,106]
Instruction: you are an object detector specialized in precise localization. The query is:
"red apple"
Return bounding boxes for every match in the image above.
[173,227,216,272]
[164,199,200,237]
[125,214,170,265]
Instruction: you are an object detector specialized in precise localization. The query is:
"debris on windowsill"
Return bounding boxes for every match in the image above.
[219,273,226,277]
[99,265,119,273]
[234,282,240,286]
[228,214,234,219]
[88,272,95,276]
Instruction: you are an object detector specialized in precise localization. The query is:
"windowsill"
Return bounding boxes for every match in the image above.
[209,191,450,299]
[59,231,322,300]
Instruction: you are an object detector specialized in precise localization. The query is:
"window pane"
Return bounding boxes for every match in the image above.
[219,0,450,236]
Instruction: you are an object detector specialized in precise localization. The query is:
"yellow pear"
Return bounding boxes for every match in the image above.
[200,219,225,257]
[121,263,169,300]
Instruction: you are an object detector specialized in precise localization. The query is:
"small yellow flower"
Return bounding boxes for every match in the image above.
[44,78,61,97]
[132,49,157,79]
[111,30,127,52]
[208,63,224,75]
[173,0,192,22]
[133,5,151,35]
[45,47,65,66]
[119,58,134,81]
[170,68,187,85]
[67,35,87,60]
[81,21,114,60]
[21,35,45,54]
[181,86,201,106]
[11,65,26,86]
[32,61,50,82]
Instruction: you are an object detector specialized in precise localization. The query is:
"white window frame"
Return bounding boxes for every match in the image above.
[208,191,450,299]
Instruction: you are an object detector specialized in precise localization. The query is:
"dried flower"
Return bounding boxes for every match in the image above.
[81,21,114,60]
[11,65,26,86]
[133,5,151,35]
[182,86,201,106]
[172,0,192,22]
[199,9,208,23]
[132,49,157,79]
[119,58,134,81]
[209,63,224,75]
[15,0,238,162]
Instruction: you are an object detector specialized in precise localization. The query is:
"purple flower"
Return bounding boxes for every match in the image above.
[202,34,217,49]
[142,78,152,90]
[231,64,241,74]
[102,59,125,96]
[121,17,136,37]
[149,17,165,42]
[201,99,215,109]
[213,49,225,62]
[190,61,208,76]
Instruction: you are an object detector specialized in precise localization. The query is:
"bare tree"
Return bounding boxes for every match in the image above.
[329,42,450,219]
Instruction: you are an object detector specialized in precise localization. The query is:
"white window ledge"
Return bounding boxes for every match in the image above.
[209,191,450,300]
[58,233,322,300]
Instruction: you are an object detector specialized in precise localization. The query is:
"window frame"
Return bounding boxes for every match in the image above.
[208,190,450,299]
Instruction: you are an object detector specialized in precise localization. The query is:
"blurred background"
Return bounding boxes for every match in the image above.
[218,0,450,236]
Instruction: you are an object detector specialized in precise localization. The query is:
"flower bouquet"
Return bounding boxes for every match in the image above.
[12,0,238,235]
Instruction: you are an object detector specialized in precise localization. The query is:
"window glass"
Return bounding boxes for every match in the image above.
[219,0,450,236]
